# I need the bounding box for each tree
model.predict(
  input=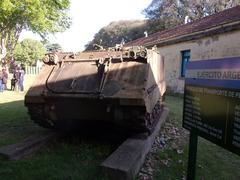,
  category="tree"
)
[143,0,188,33]
[14,39,46,66]
[45,43,63,52]
[143,0,240,33]
[0,0,71,64]
[85,20,148,50]
[187,0,240,20]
